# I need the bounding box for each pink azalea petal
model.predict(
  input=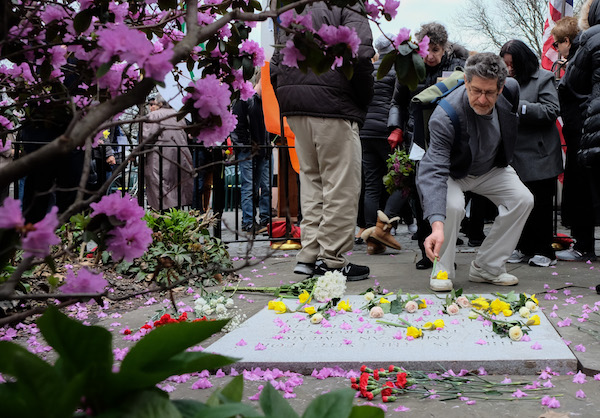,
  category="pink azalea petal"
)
[236,339,247,346]
[475,339,487,345]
